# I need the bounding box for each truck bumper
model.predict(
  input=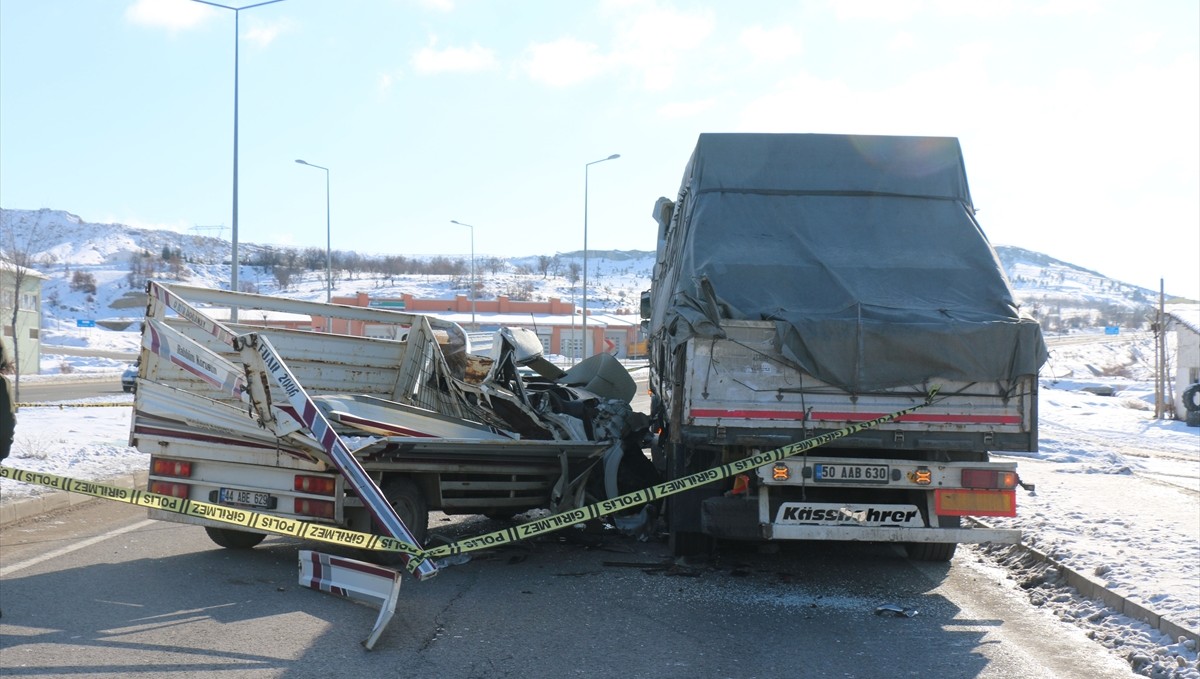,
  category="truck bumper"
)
[700,496,1020,544]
